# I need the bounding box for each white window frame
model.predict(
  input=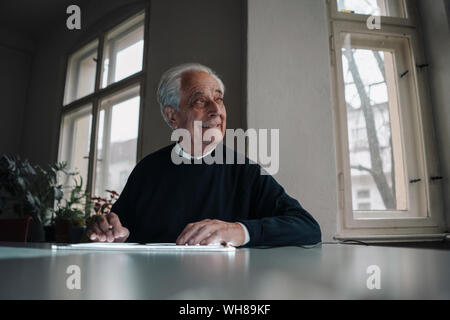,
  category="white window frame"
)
[327,0,446,239]
[57,7,149,203]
